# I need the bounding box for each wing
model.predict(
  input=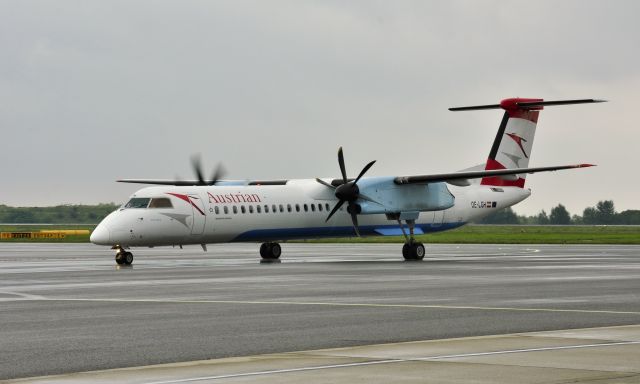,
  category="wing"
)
[393,164,595,185]
[117,179,289,186]
[118,164,594,187]
[117,179,201,186]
